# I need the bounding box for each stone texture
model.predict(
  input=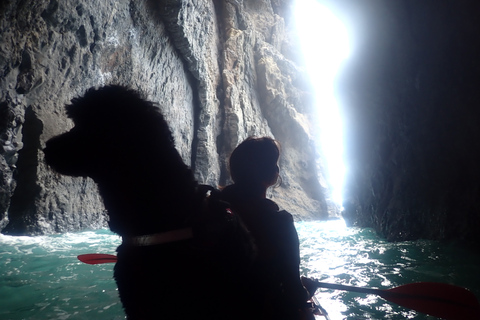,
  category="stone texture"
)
[0,0,332,235]
[0,0,196,234]
[215,0,330,218]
